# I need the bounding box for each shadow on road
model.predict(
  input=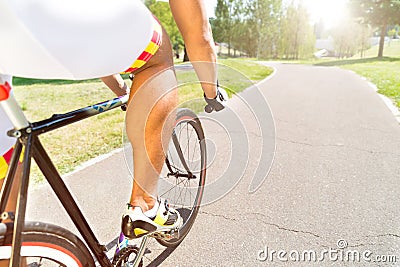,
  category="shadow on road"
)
[146,246,177,267]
